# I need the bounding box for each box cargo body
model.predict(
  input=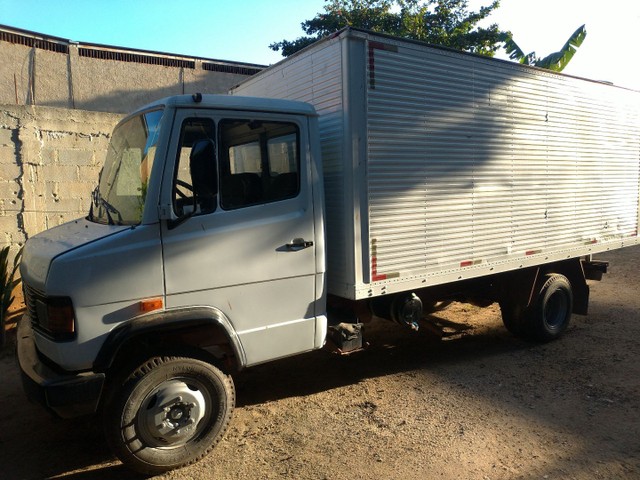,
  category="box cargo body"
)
[232,28,640,301]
